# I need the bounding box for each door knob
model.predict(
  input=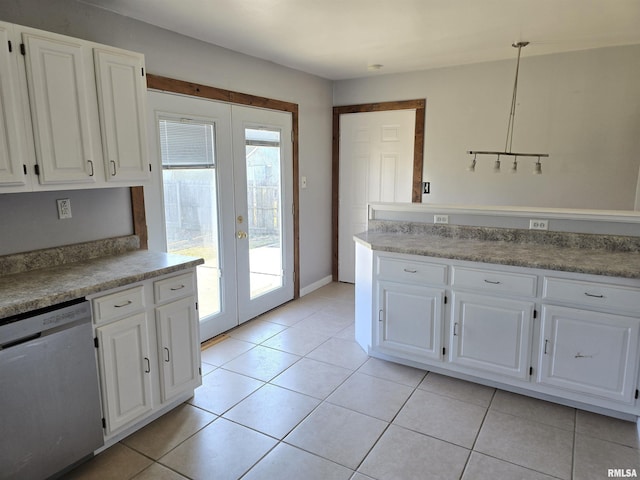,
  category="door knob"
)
[236,231,248,239]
